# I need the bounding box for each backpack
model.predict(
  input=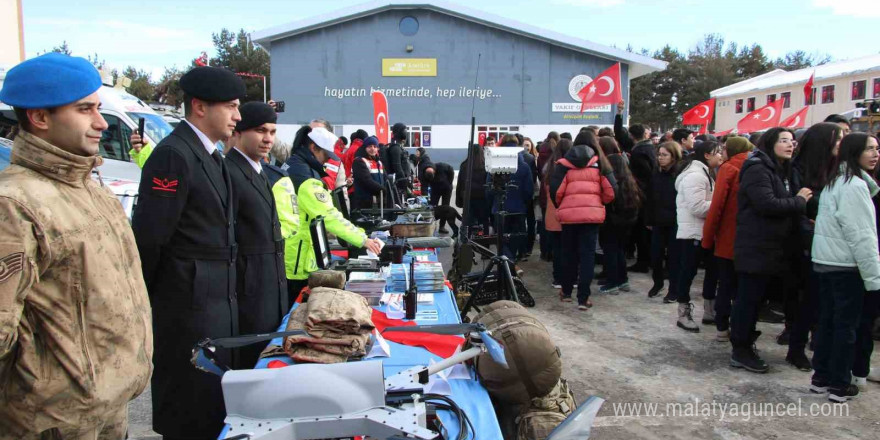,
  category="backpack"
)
[516,379,578,440]
[474,301,562,404]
